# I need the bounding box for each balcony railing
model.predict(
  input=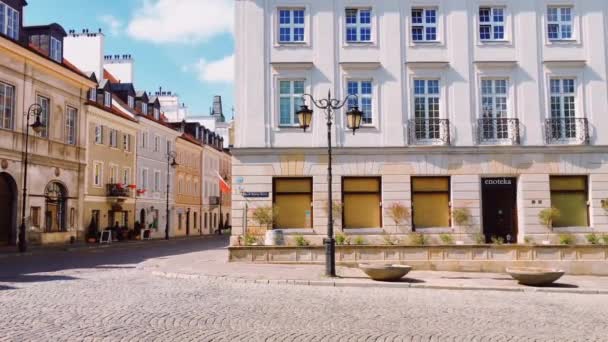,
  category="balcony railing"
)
[477,118,520,145]
[209,196,220,206]
[545,117,589,145]
[106,184,131,198]
[408,118,450,146]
